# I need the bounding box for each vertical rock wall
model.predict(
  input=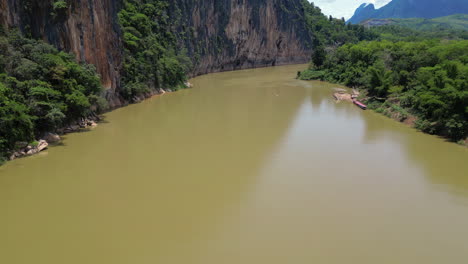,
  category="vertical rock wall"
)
[1,0,313,105]
[0,0,123,105]
[172,0,312,76]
